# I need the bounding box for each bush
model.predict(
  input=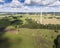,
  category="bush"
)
[20,16,22,18]
[25,19,39,29]
[55,17,60,19]
[51,36,54,39]
[0,18,10,28]
[54,30,58,33]
[48,17,53,19]
[22,18,60,30]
